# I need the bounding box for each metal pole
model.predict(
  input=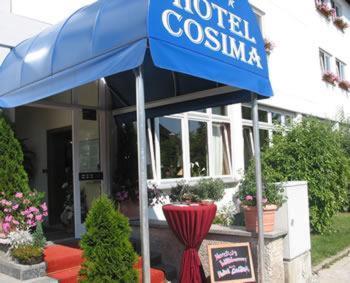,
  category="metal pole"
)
[251,93,265,282]
[135,67,151,283]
